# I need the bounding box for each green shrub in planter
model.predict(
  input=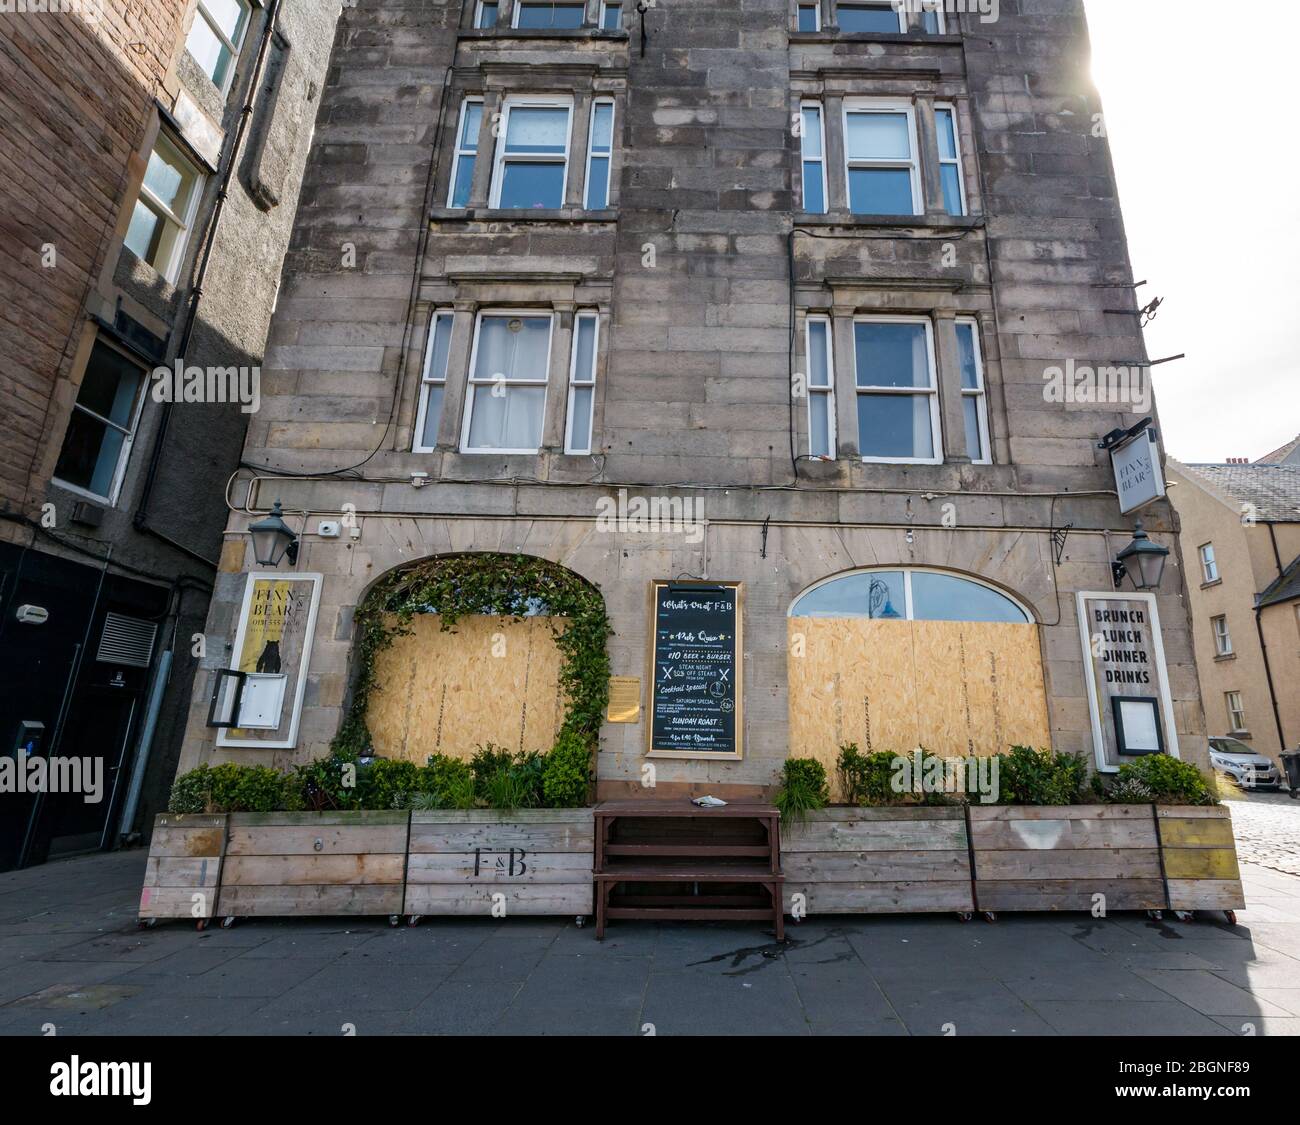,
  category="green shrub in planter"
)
[229,766,293,813]
[292,752,363,811]
[836,744,958,806]
[356,758,421,811]
[469,744,546,810]
[996,745,1088,806]
[168,764,213,813]
[1098,754,1218,806]
[775,757,830,824]
[542,730,594,808]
